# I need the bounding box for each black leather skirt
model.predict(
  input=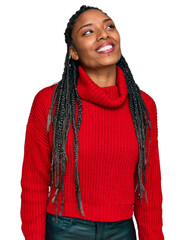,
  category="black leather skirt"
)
[45,212,137,240]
